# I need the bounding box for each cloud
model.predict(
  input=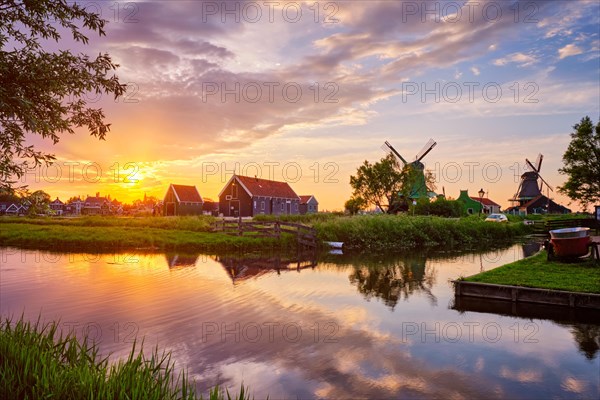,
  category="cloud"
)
[493,53,537,67]
[558,43,583,59]
[471,67,481,76]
